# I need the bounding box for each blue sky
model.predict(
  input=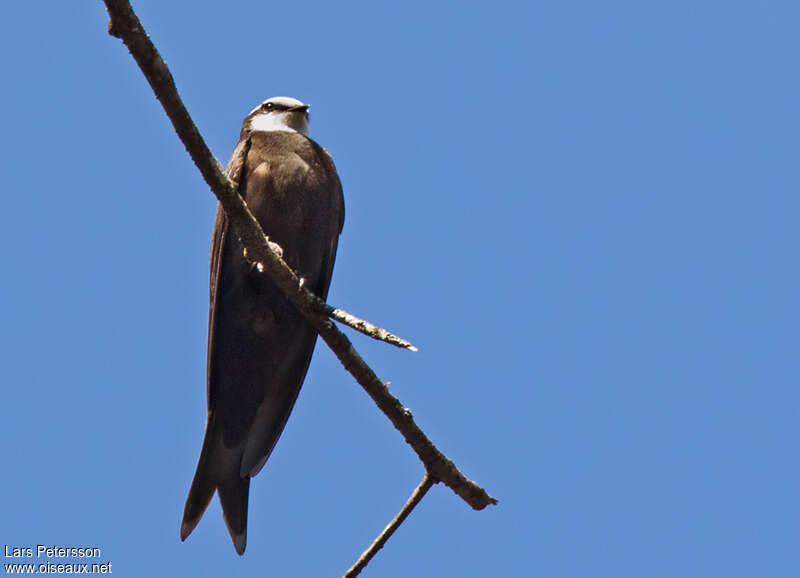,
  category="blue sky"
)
[1,1,798,576]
